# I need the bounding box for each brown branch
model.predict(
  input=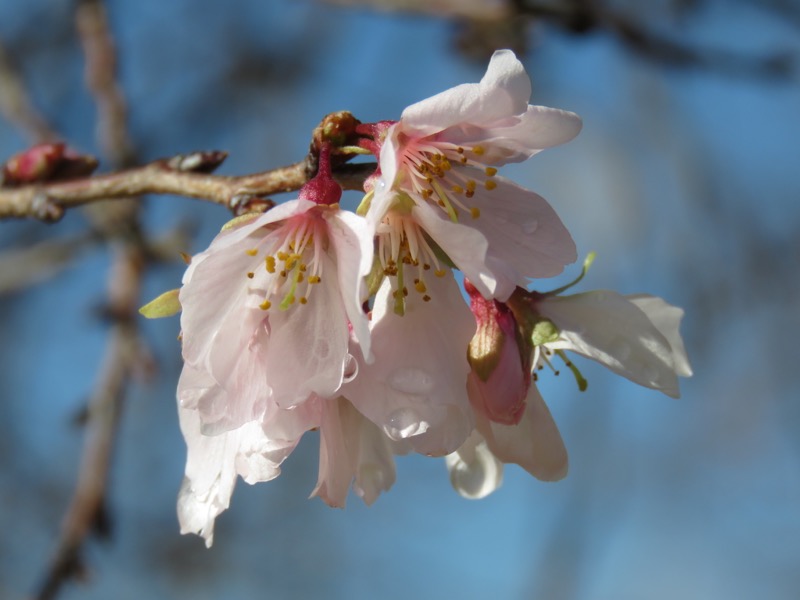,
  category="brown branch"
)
[0,43,59,143]
[76,0,135,167]
[0,234,95,295]
[0,156,375,221]
[33,3,147,598]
